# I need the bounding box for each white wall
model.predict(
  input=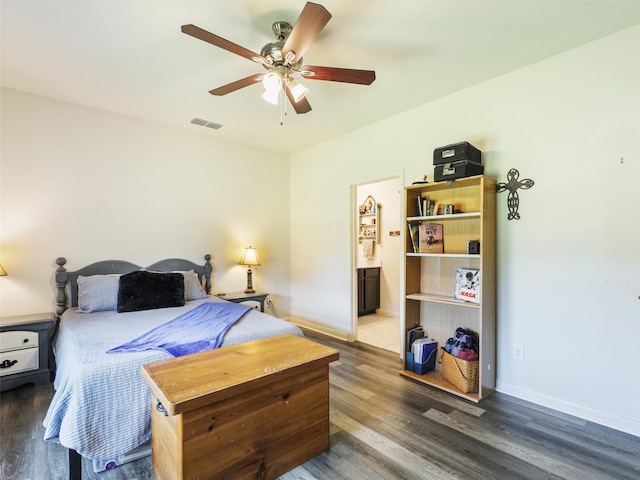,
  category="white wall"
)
[0,88,291,318]
[289,26,640,435]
